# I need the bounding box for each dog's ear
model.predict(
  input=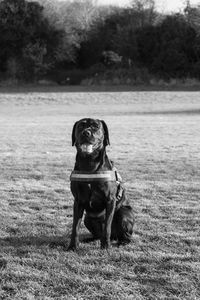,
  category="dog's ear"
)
[101,120,110,146]
[72,121,78,146]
